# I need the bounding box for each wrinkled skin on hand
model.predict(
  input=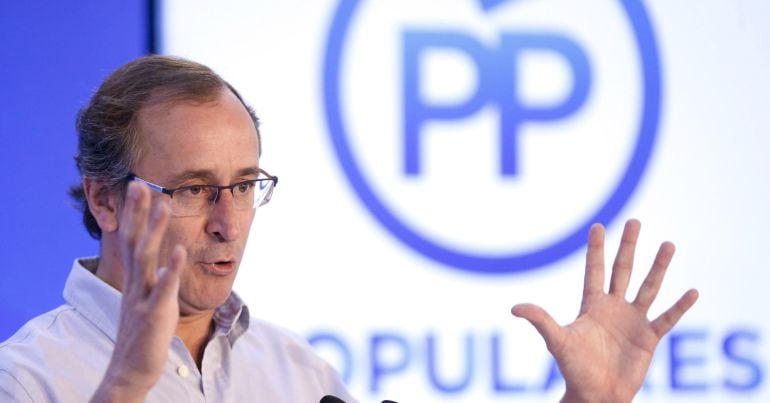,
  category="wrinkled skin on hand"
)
[91,182,186,403]
[512,219,699,403]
